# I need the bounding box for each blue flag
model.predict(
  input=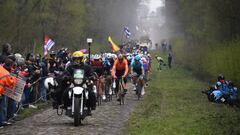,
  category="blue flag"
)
[123,26,131,38]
